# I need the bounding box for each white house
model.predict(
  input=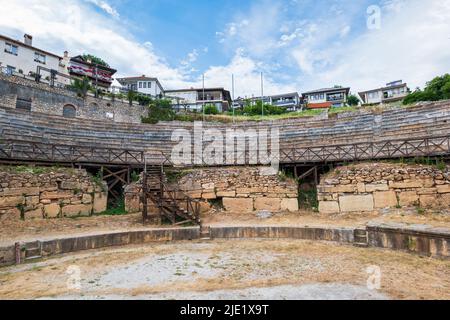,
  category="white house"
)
[302,87,350,109]
[0,33,66,85]
[234,92,302,111]
[165,87,232,112]
[358,80,409,105]
[115,75,164,97]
